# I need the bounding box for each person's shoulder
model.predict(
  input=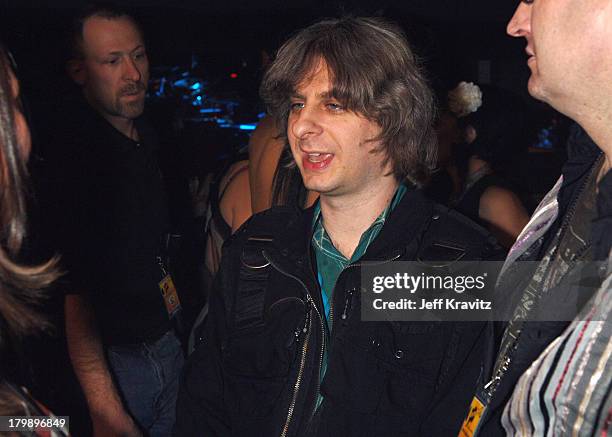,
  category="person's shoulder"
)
[231,205,303,238]
[216,206,305,289]
[222,205,303,251]
[423,203,505,260]
[480,185,523,213]
[433,203,489,236]
[248,115,282,156]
